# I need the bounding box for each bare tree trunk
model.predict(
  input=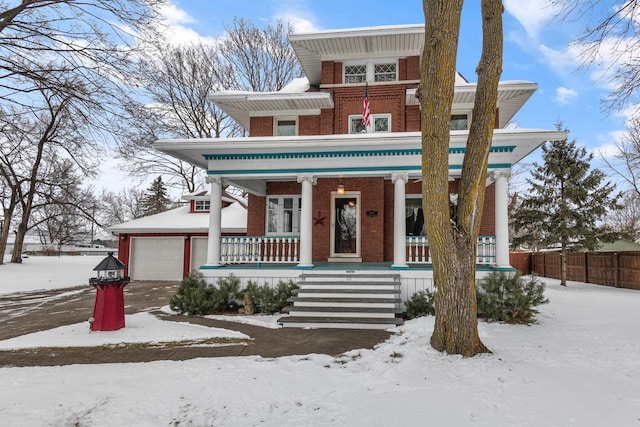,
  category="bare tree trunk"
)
[421,0,503,356]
